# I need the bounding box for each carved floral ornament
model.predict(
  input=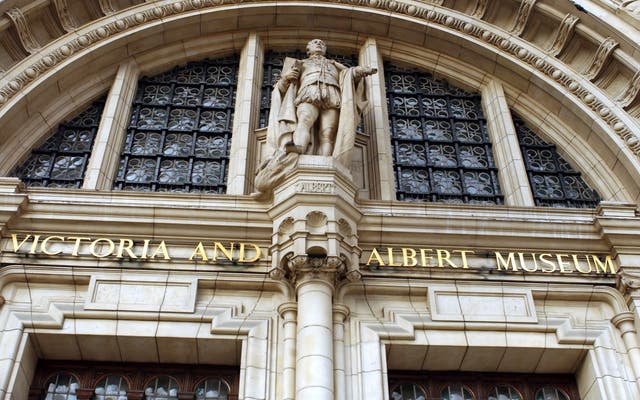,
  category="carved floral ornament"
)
[0,0,639,159]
